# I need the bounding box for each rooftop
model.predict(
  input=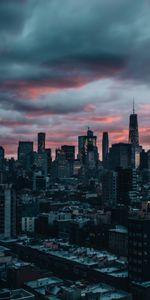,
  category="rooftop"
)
[0,289,34,299]
[19,239,128,278]
[25,277,131,300]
